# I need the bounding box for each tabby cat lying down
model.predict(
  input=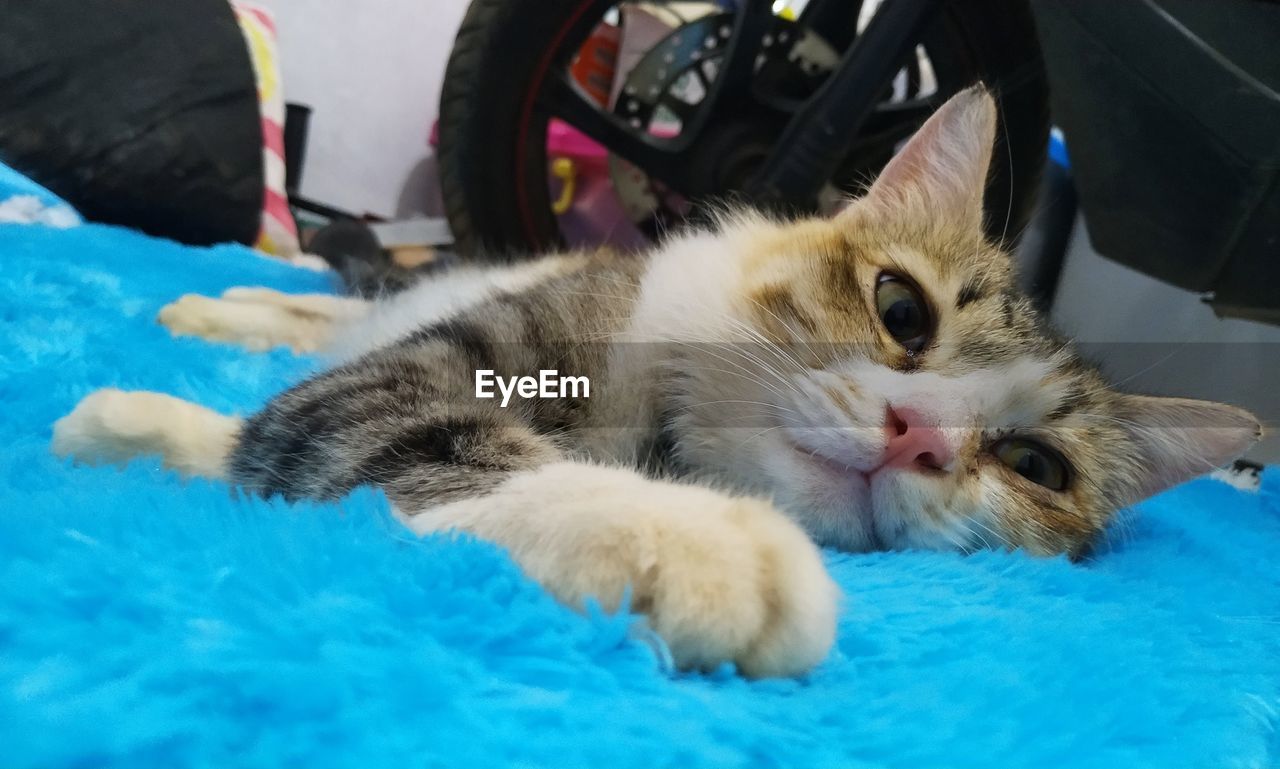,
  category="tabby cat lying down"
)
[53,88,1261,678]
